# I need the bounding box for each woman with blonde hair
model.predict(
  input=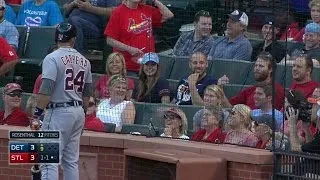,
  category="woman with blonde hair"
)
[161,107,189,139]
[136,53,170,103]
[193,85,231,131]
[95,52,135,100]
[94,75,136,132]
[224,104,258,147]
